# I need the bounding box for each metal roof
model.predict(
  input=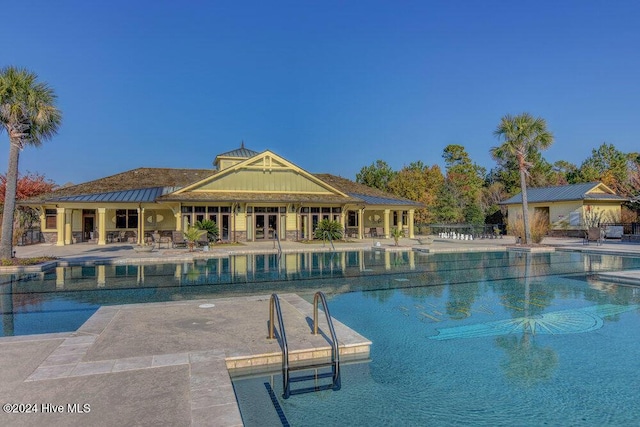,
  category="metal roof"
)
[49,187,175,203]
[348,193,422,206]
[500,182,627,204]
[216,145,259,159]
